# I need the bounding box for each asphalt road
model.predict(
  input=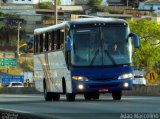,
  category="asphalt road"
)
[0,94,159,119]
